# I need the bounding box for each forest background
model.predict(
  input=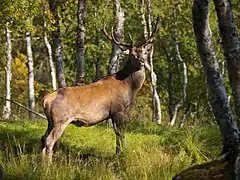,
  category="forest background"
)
[1,0,240,179]
[1,0,239,123]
